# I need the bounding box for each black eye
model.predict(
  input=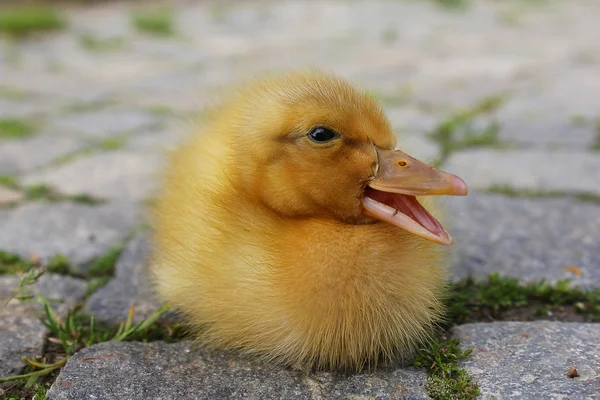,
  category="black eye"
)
[308,127,339,143]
